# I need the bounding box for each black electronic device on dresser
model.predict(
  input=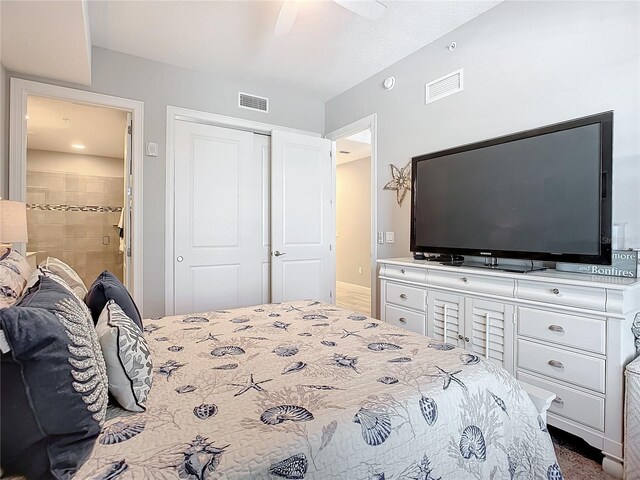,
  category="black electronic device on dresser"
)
[410,111,613,272]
